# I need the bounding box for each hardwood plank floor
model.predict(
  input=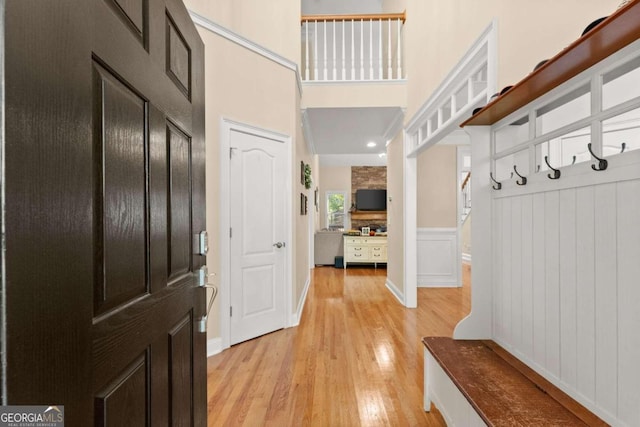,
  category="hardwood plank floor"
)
[207,264,471,426]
